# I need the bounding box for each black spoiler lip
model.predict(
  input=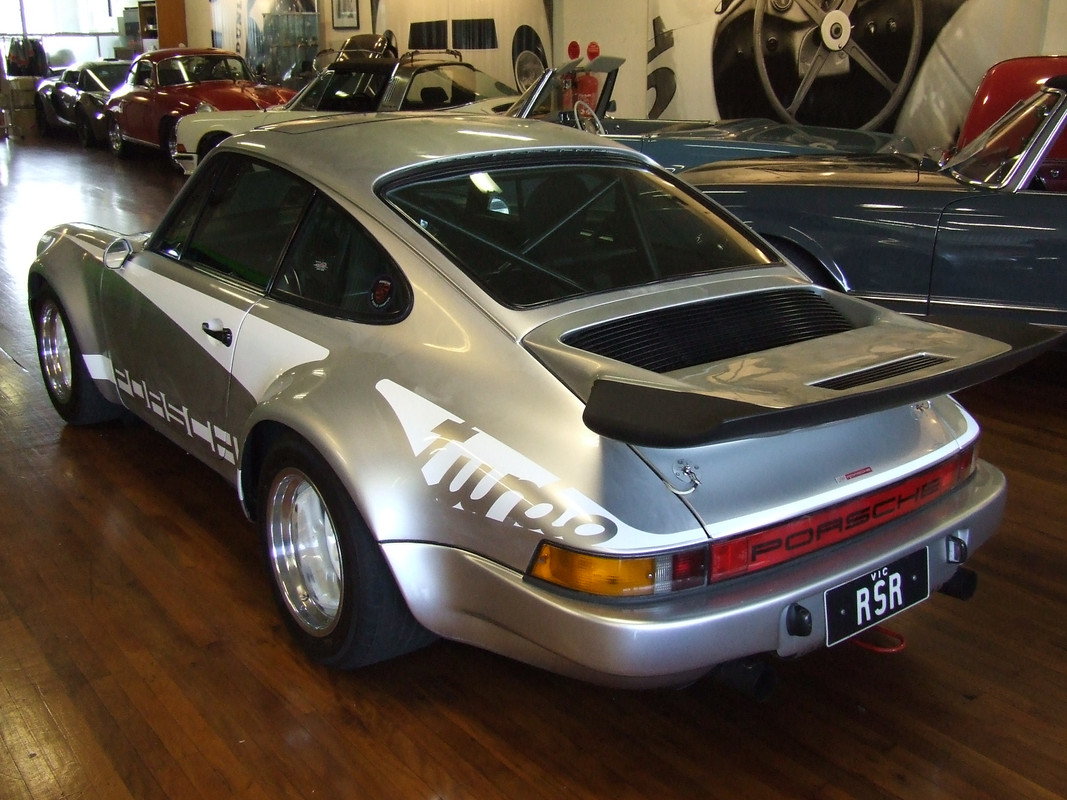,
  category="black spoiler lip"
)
[583,317,1062,448]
